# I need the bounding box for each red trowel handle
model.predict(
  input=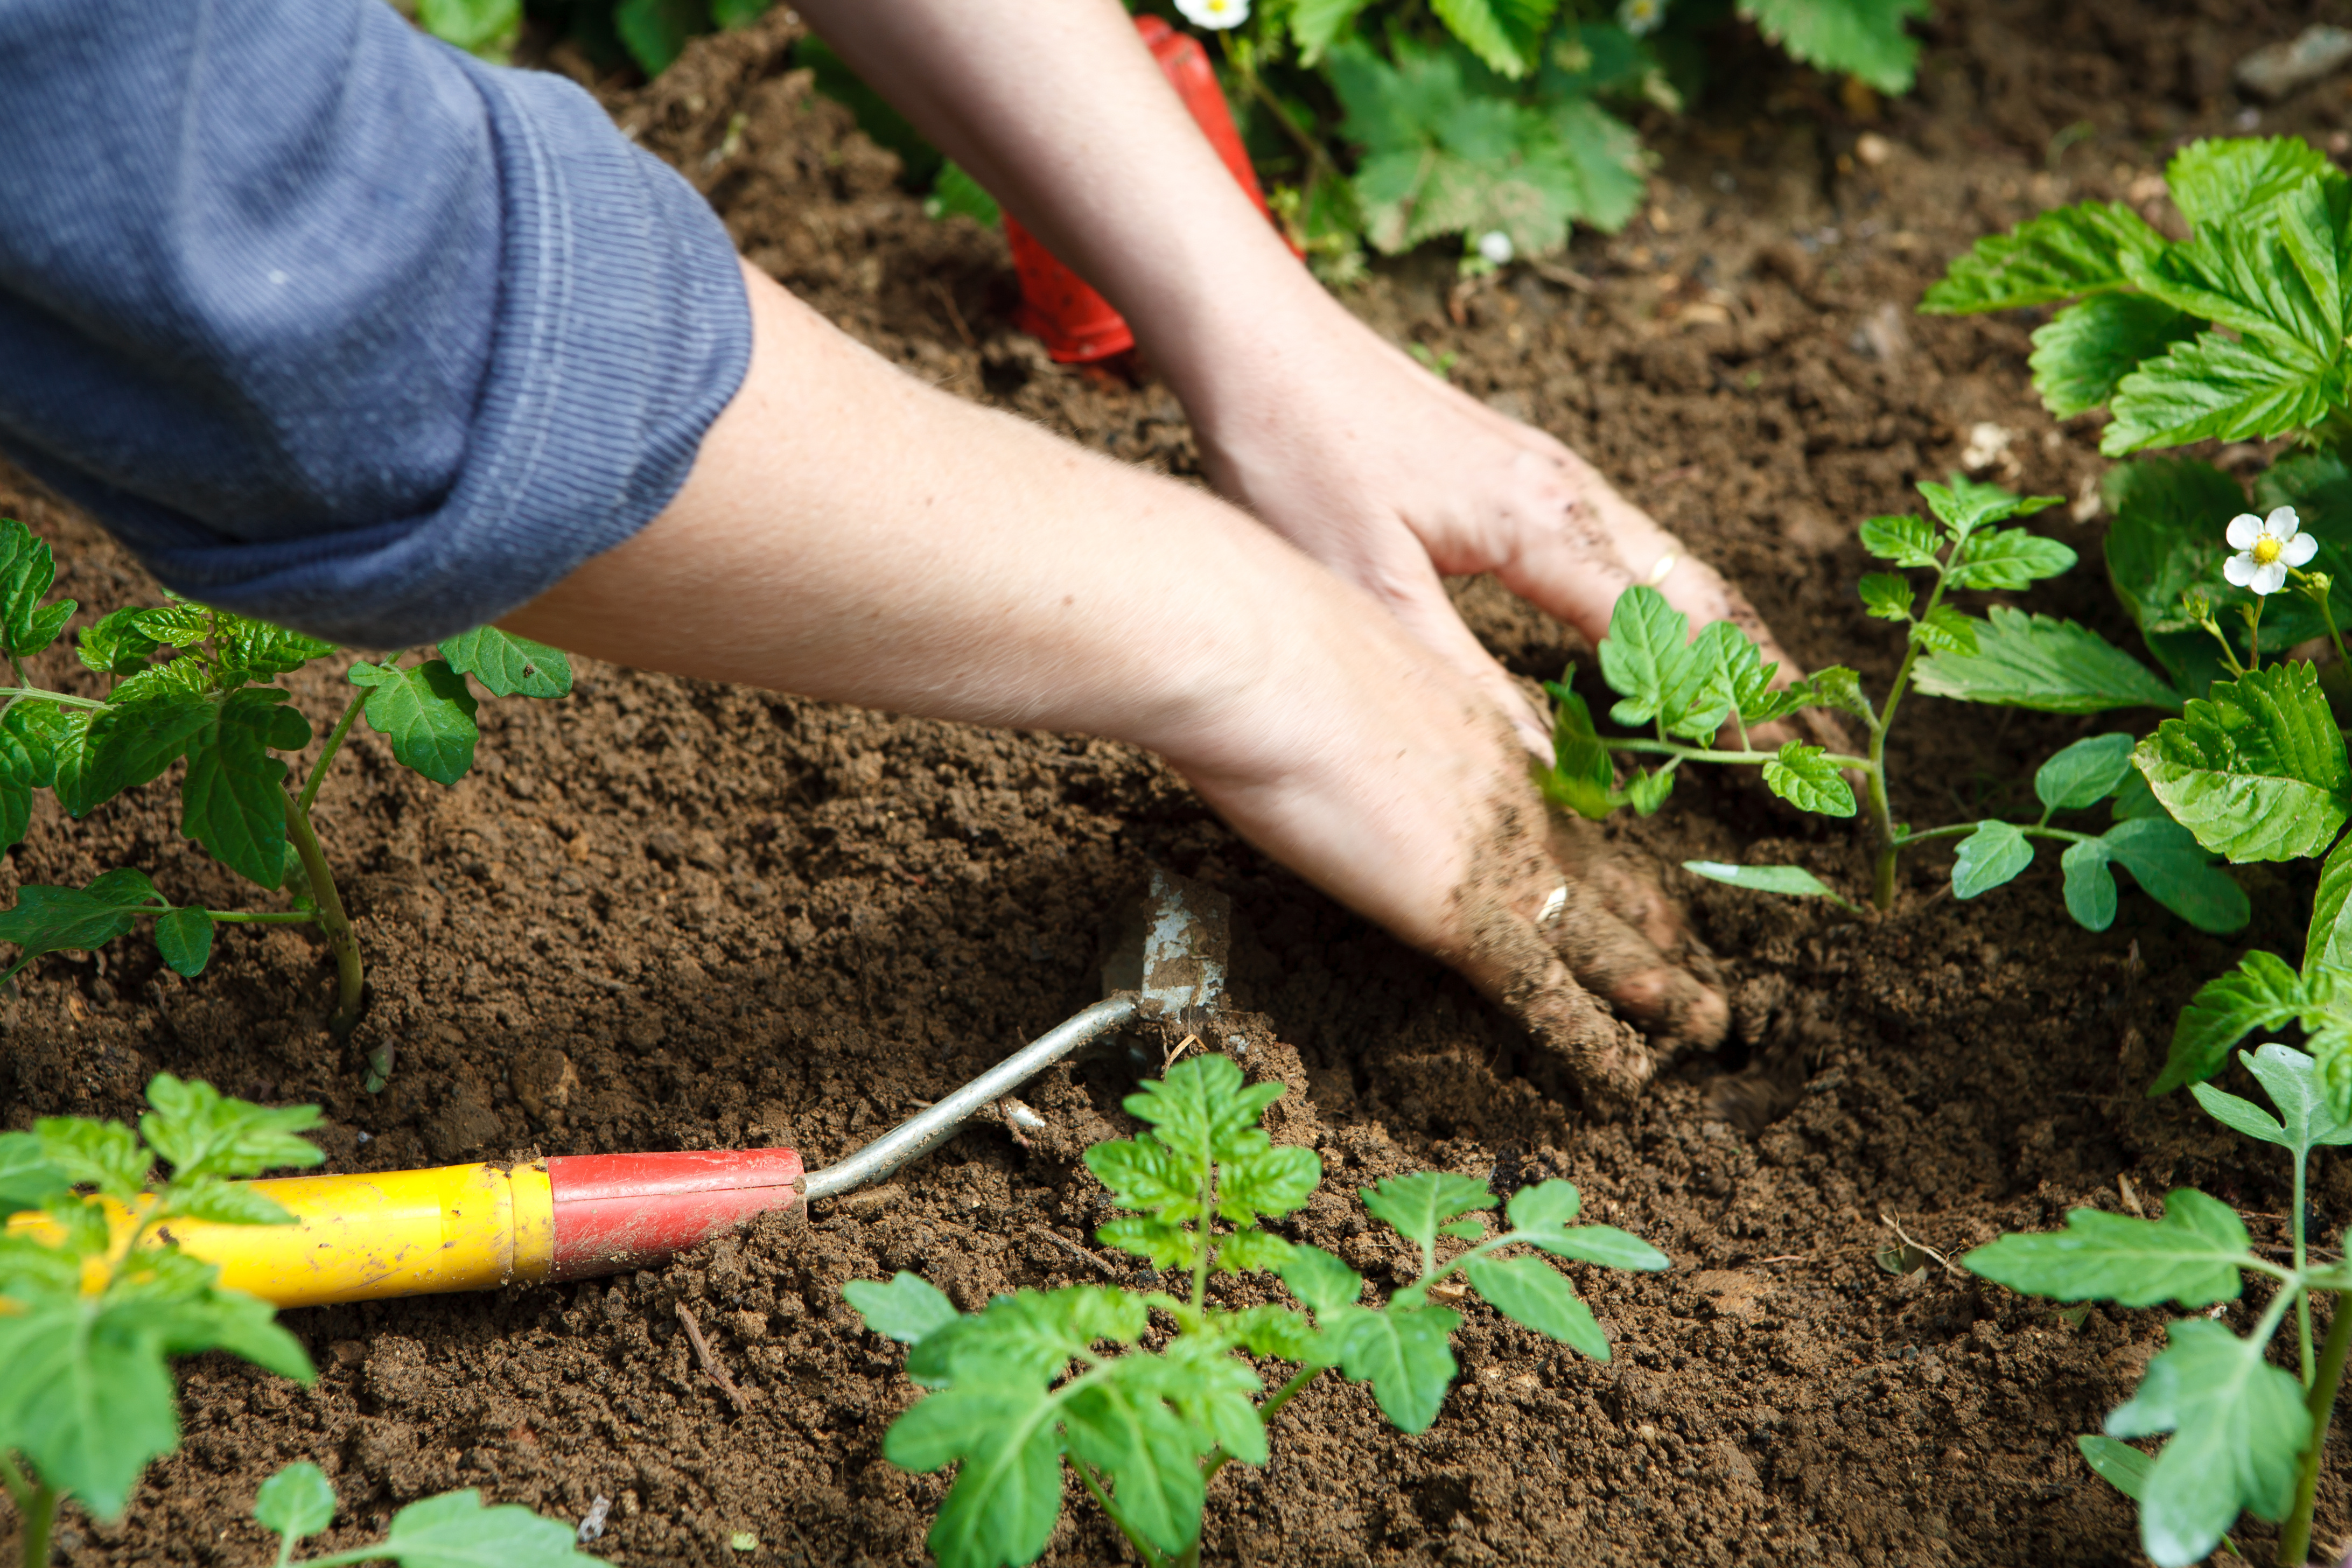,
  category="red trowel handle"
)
[1004,15,1290,363]
[547,1149,806,1280]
